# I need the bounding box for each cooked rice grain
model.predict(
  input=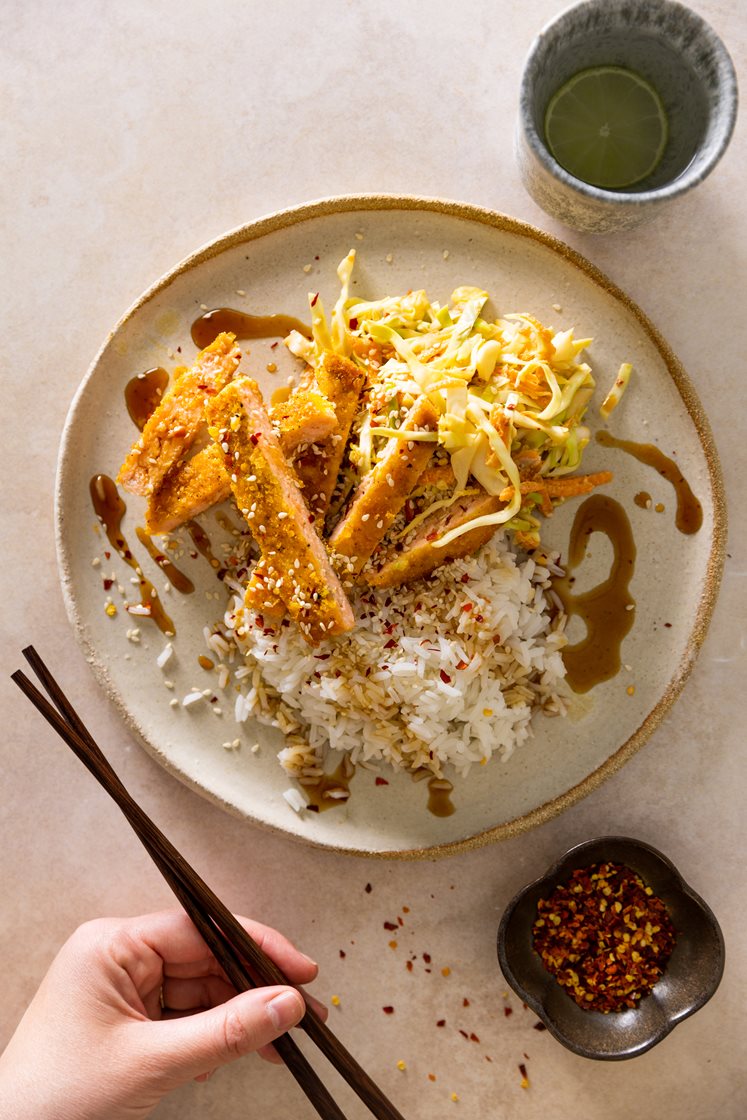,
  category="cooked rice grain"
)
[224,537,568,779]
